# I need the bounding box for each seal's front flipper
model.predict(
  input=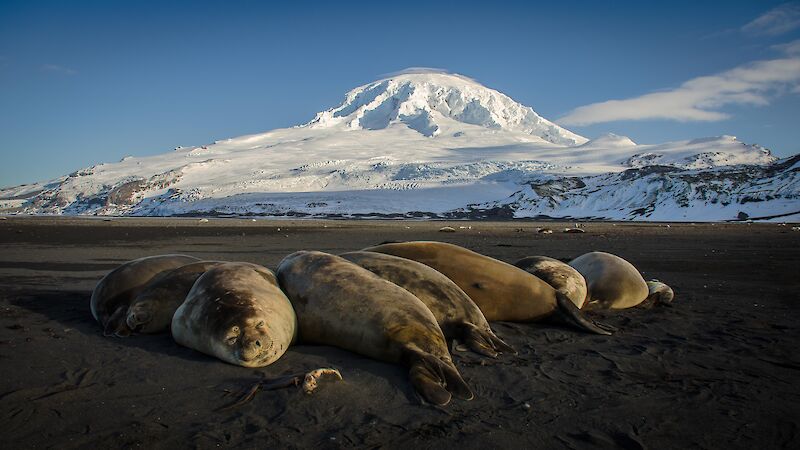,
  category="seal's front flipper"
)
[460,323,498,358]
[487,329,517,355]
[646,280,675,306]
[409,363,451,406]
[461,323,516,358]
[103,306,132,337]
[408,350,473,406]
[554,292,616,335]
